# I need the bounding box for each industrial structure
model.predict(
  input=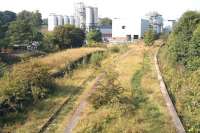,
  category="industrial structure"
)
[111,12,164,43]
[48,2,98,32]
